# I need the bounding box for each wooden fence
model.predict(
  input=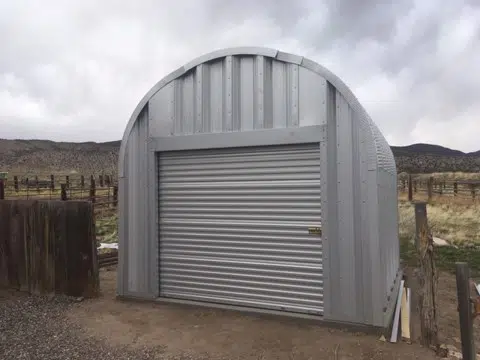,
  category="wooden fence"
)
[3,173,115,190]
[98,250,118,268]
[0,174,118,210]
[398,175,480,202]
[0,200,99,297]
